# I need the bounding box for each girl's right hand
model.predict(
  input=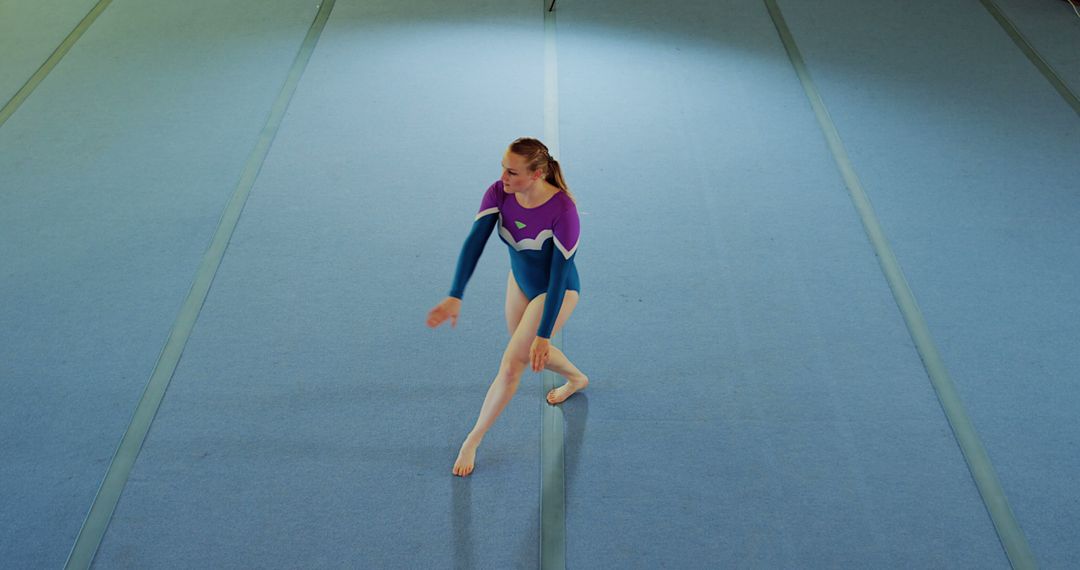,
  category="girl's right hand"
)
[426,297,462,329]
